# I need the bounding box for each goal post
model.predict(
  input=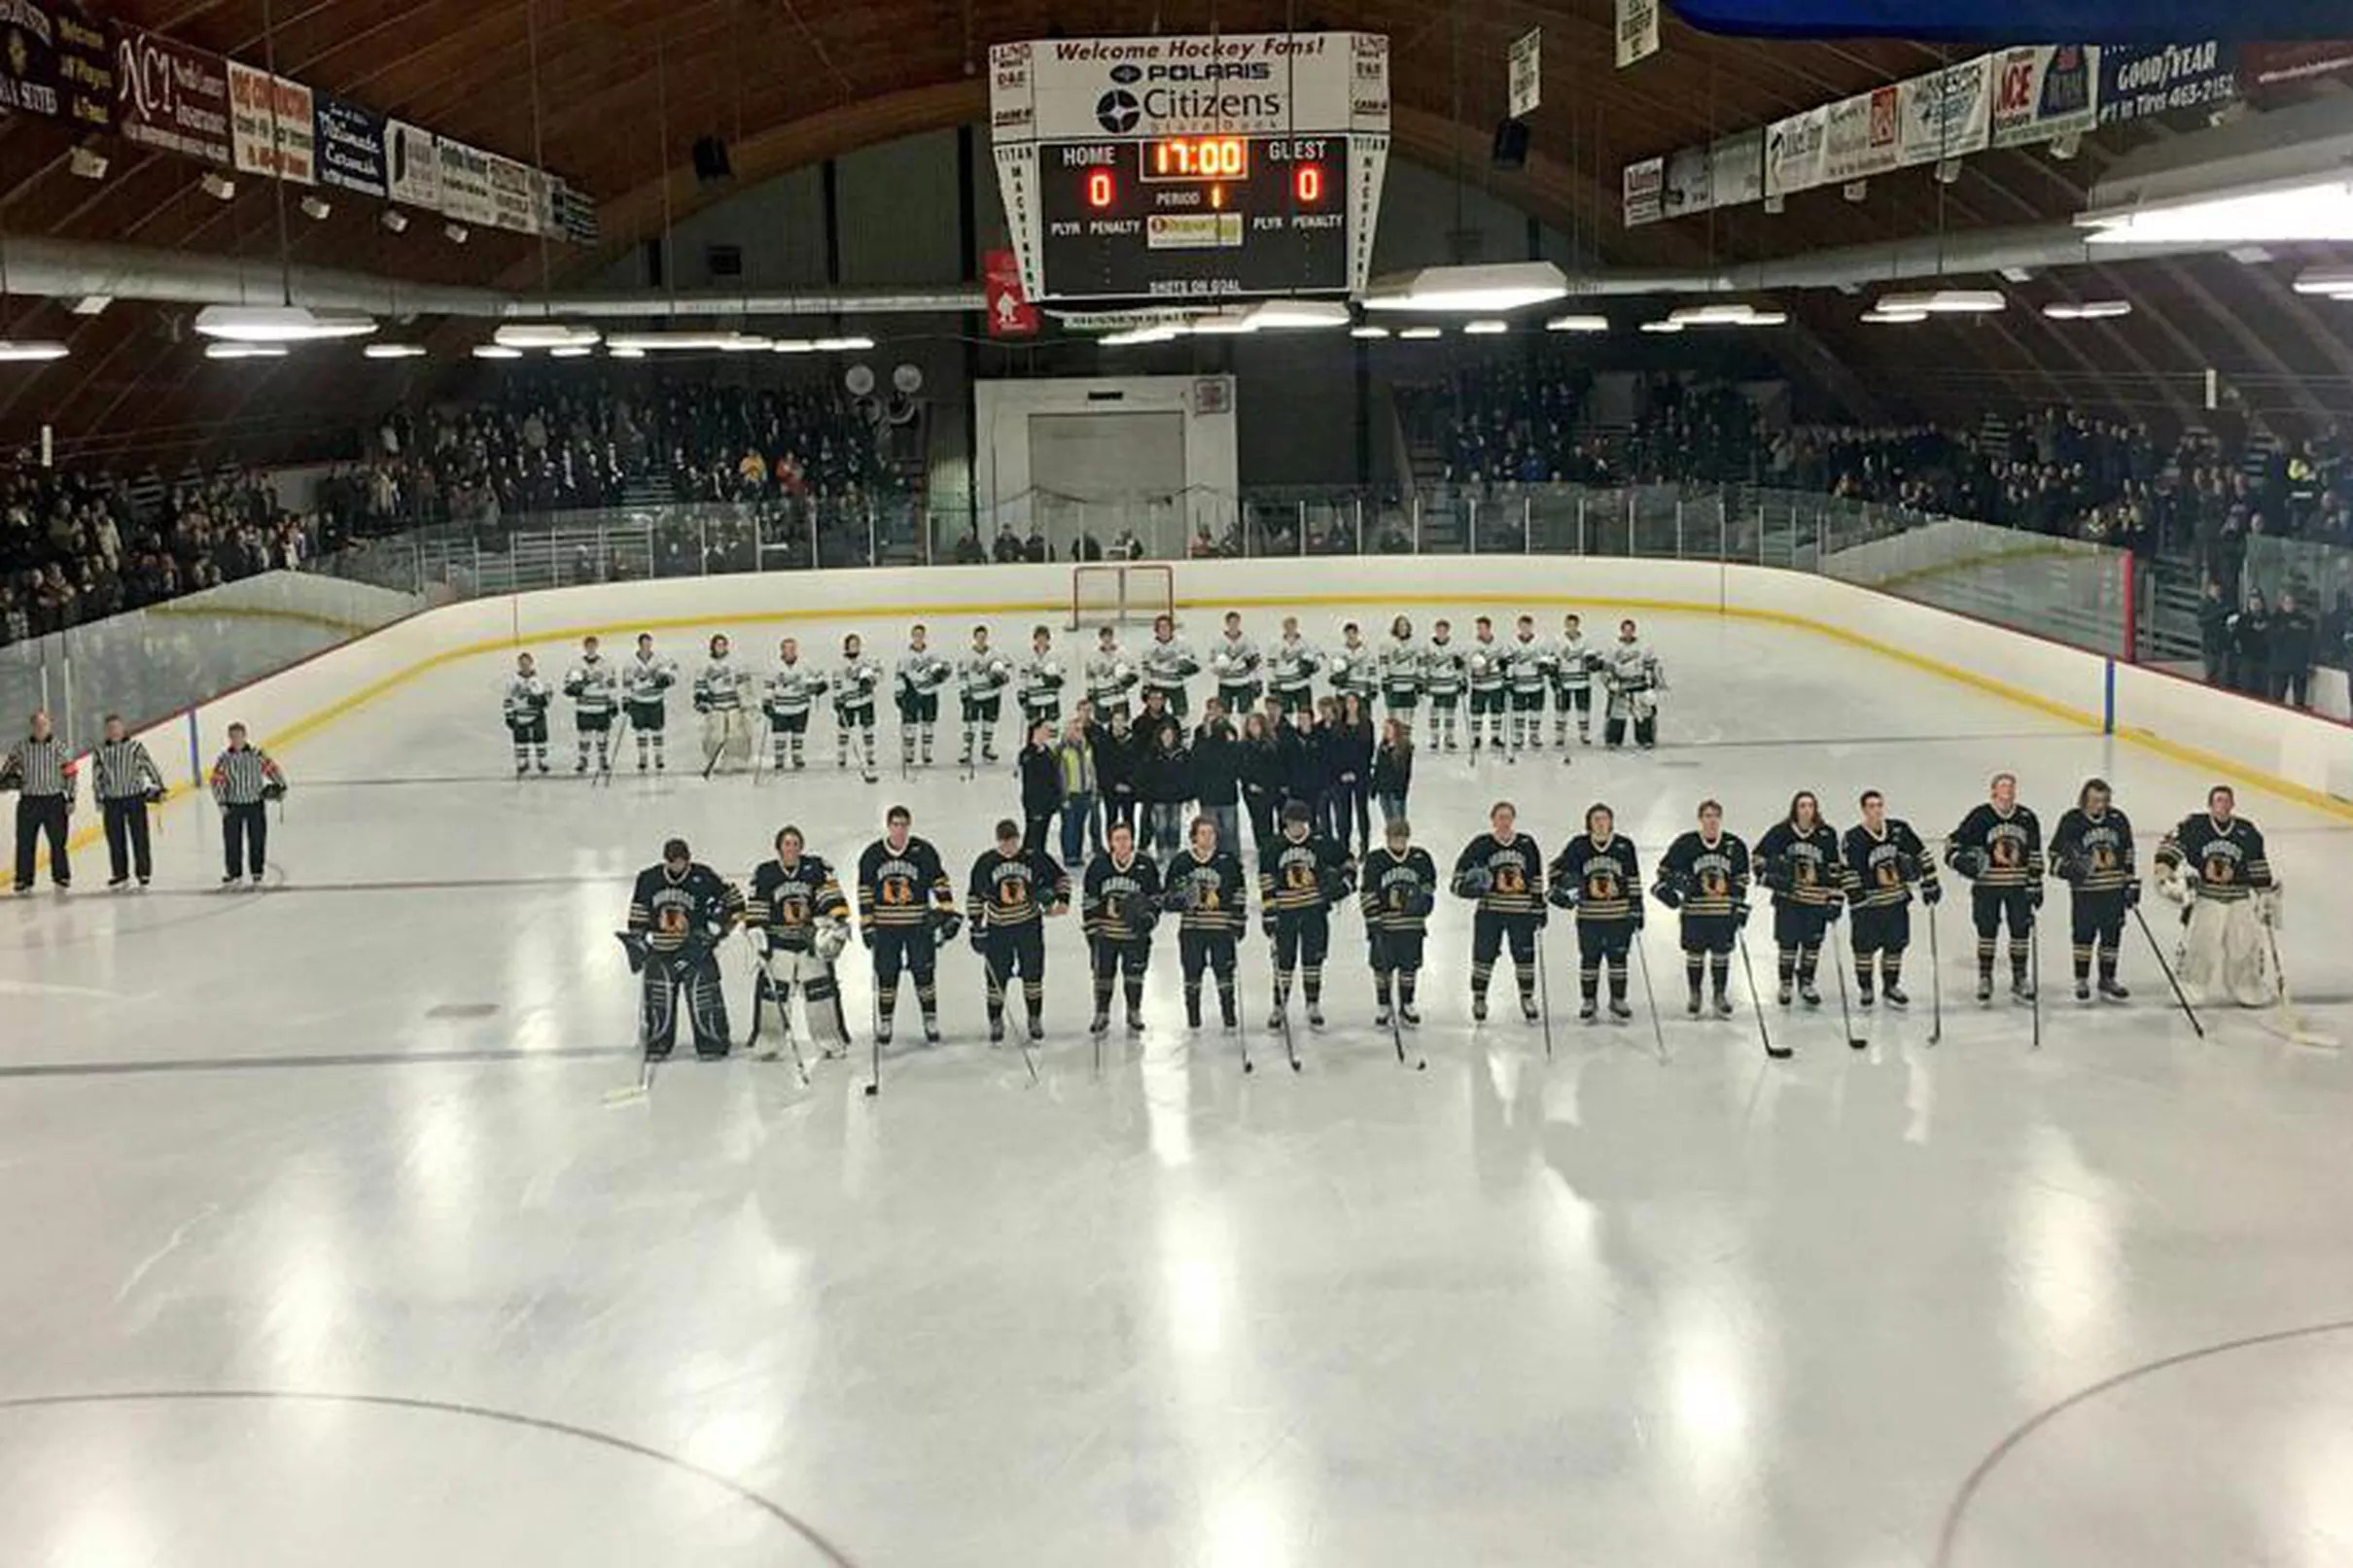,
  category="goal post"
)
[1069,563,1176,632]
